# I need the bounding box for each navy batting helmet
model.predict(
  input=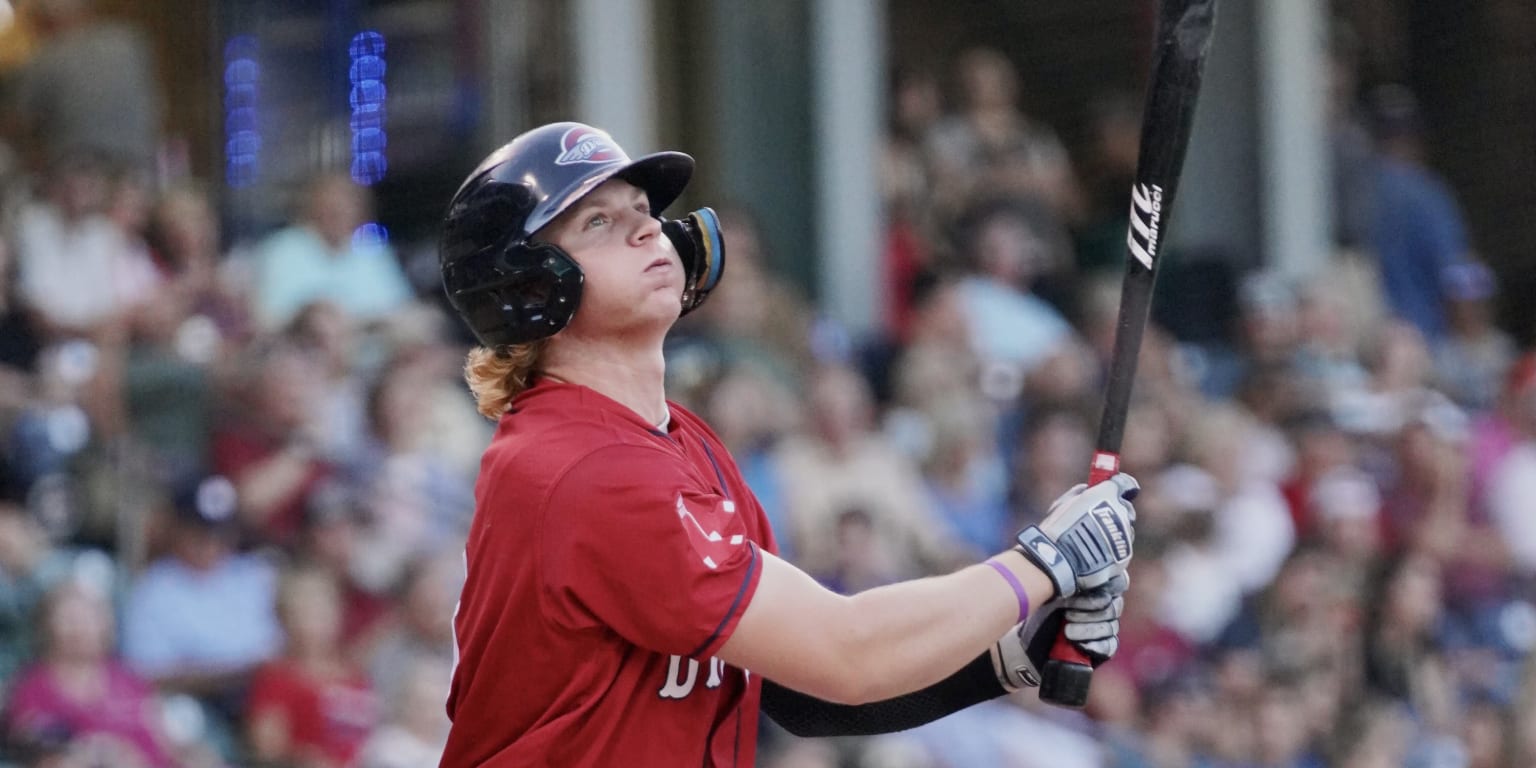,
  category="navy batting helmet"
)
[439,122,725,347]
